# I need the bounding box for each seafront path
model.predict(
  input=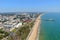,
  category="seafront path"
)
[26,14,43,40]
